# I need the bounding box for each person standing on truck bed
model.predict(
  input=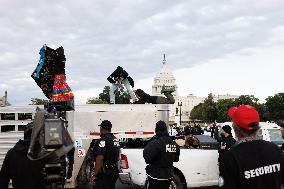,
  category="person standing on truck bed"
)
[91,120,120,189]
[0,123,44,189]
[143,120,180,189]
[219,105,284,189]
[107,66,136,104]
